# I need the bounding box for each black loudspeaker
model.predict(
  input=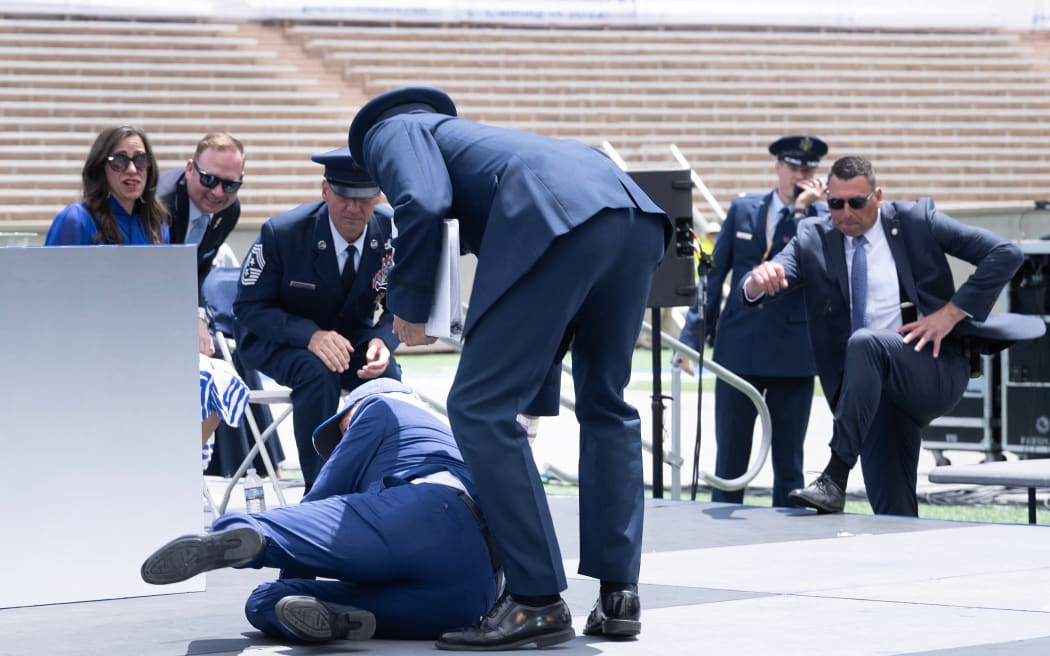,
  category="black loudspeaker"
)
[628,168,697,309]
[1002,244,1050,454]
